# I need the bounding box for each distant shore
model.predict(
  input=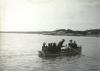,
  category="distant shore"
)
[39,29,100,37]
[0,29,100,37]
